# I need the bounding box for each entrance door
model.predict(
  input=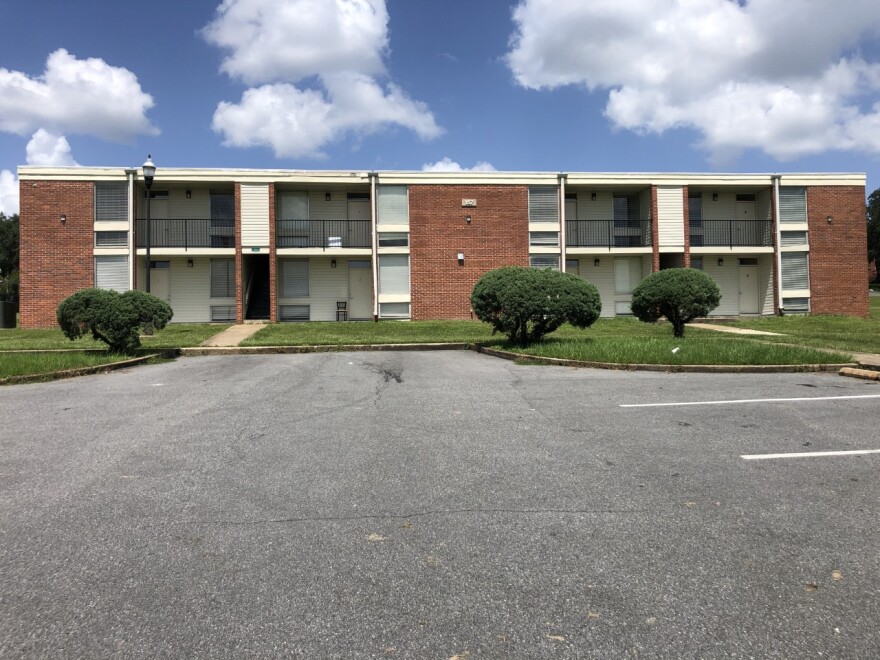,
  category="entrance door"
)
[738,265,760,314]
[150,261,171,302]
[565,198,577,245]
[348,260,372,319]
[347,199,370,247]
[735,199,756,246]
